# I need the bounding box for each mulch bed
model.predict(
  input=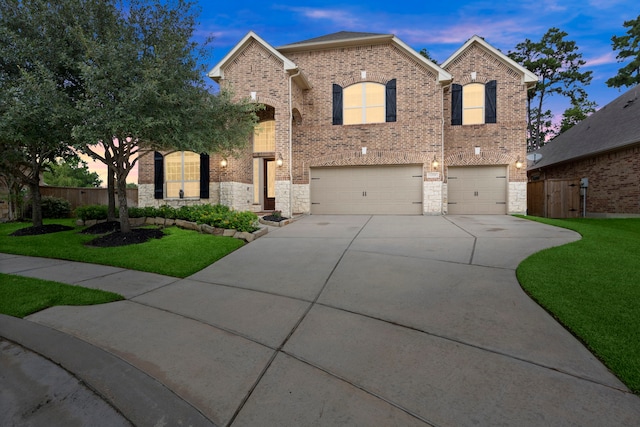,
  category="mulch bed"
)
[10,224,74,236]
[79,221,121,234]
[262,215,288,222]
[85,228,164,247]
